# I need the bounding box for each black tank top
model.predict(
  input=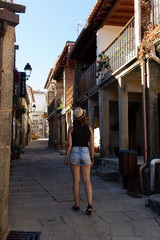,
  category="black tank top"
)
[72,126,91,147]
